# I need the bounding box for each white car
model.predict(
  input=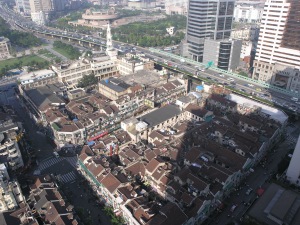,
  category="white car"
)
[247,84,254,87]
[291,97,299,102]
[219,74,225,77]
